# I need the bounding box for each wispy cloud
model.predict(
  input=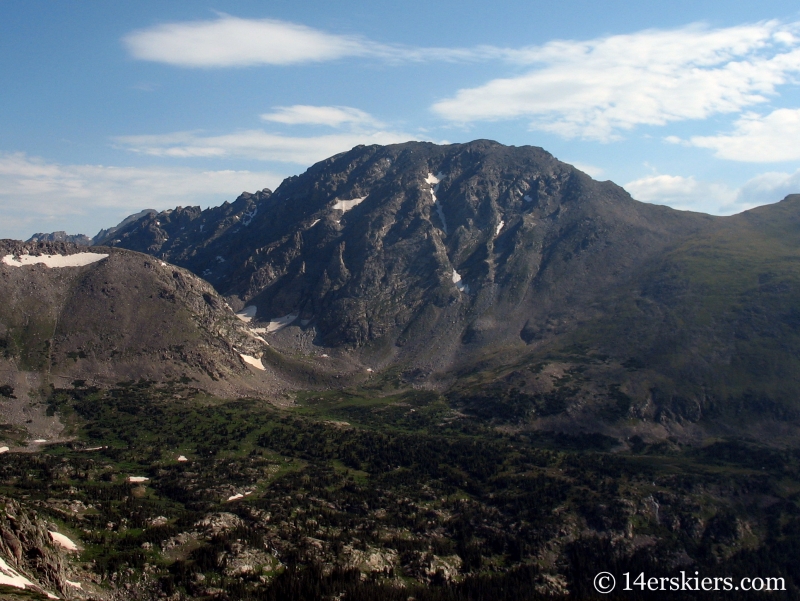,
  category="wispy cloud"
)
[0,152,282,240]
[123,15,496,68]
[681,108,800,162]
[124,16,800,145]
[114,128,418,165]
[260,105,383,128]
[124,16,368,67]
[432,21,800,141]
[624,167,800,214]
